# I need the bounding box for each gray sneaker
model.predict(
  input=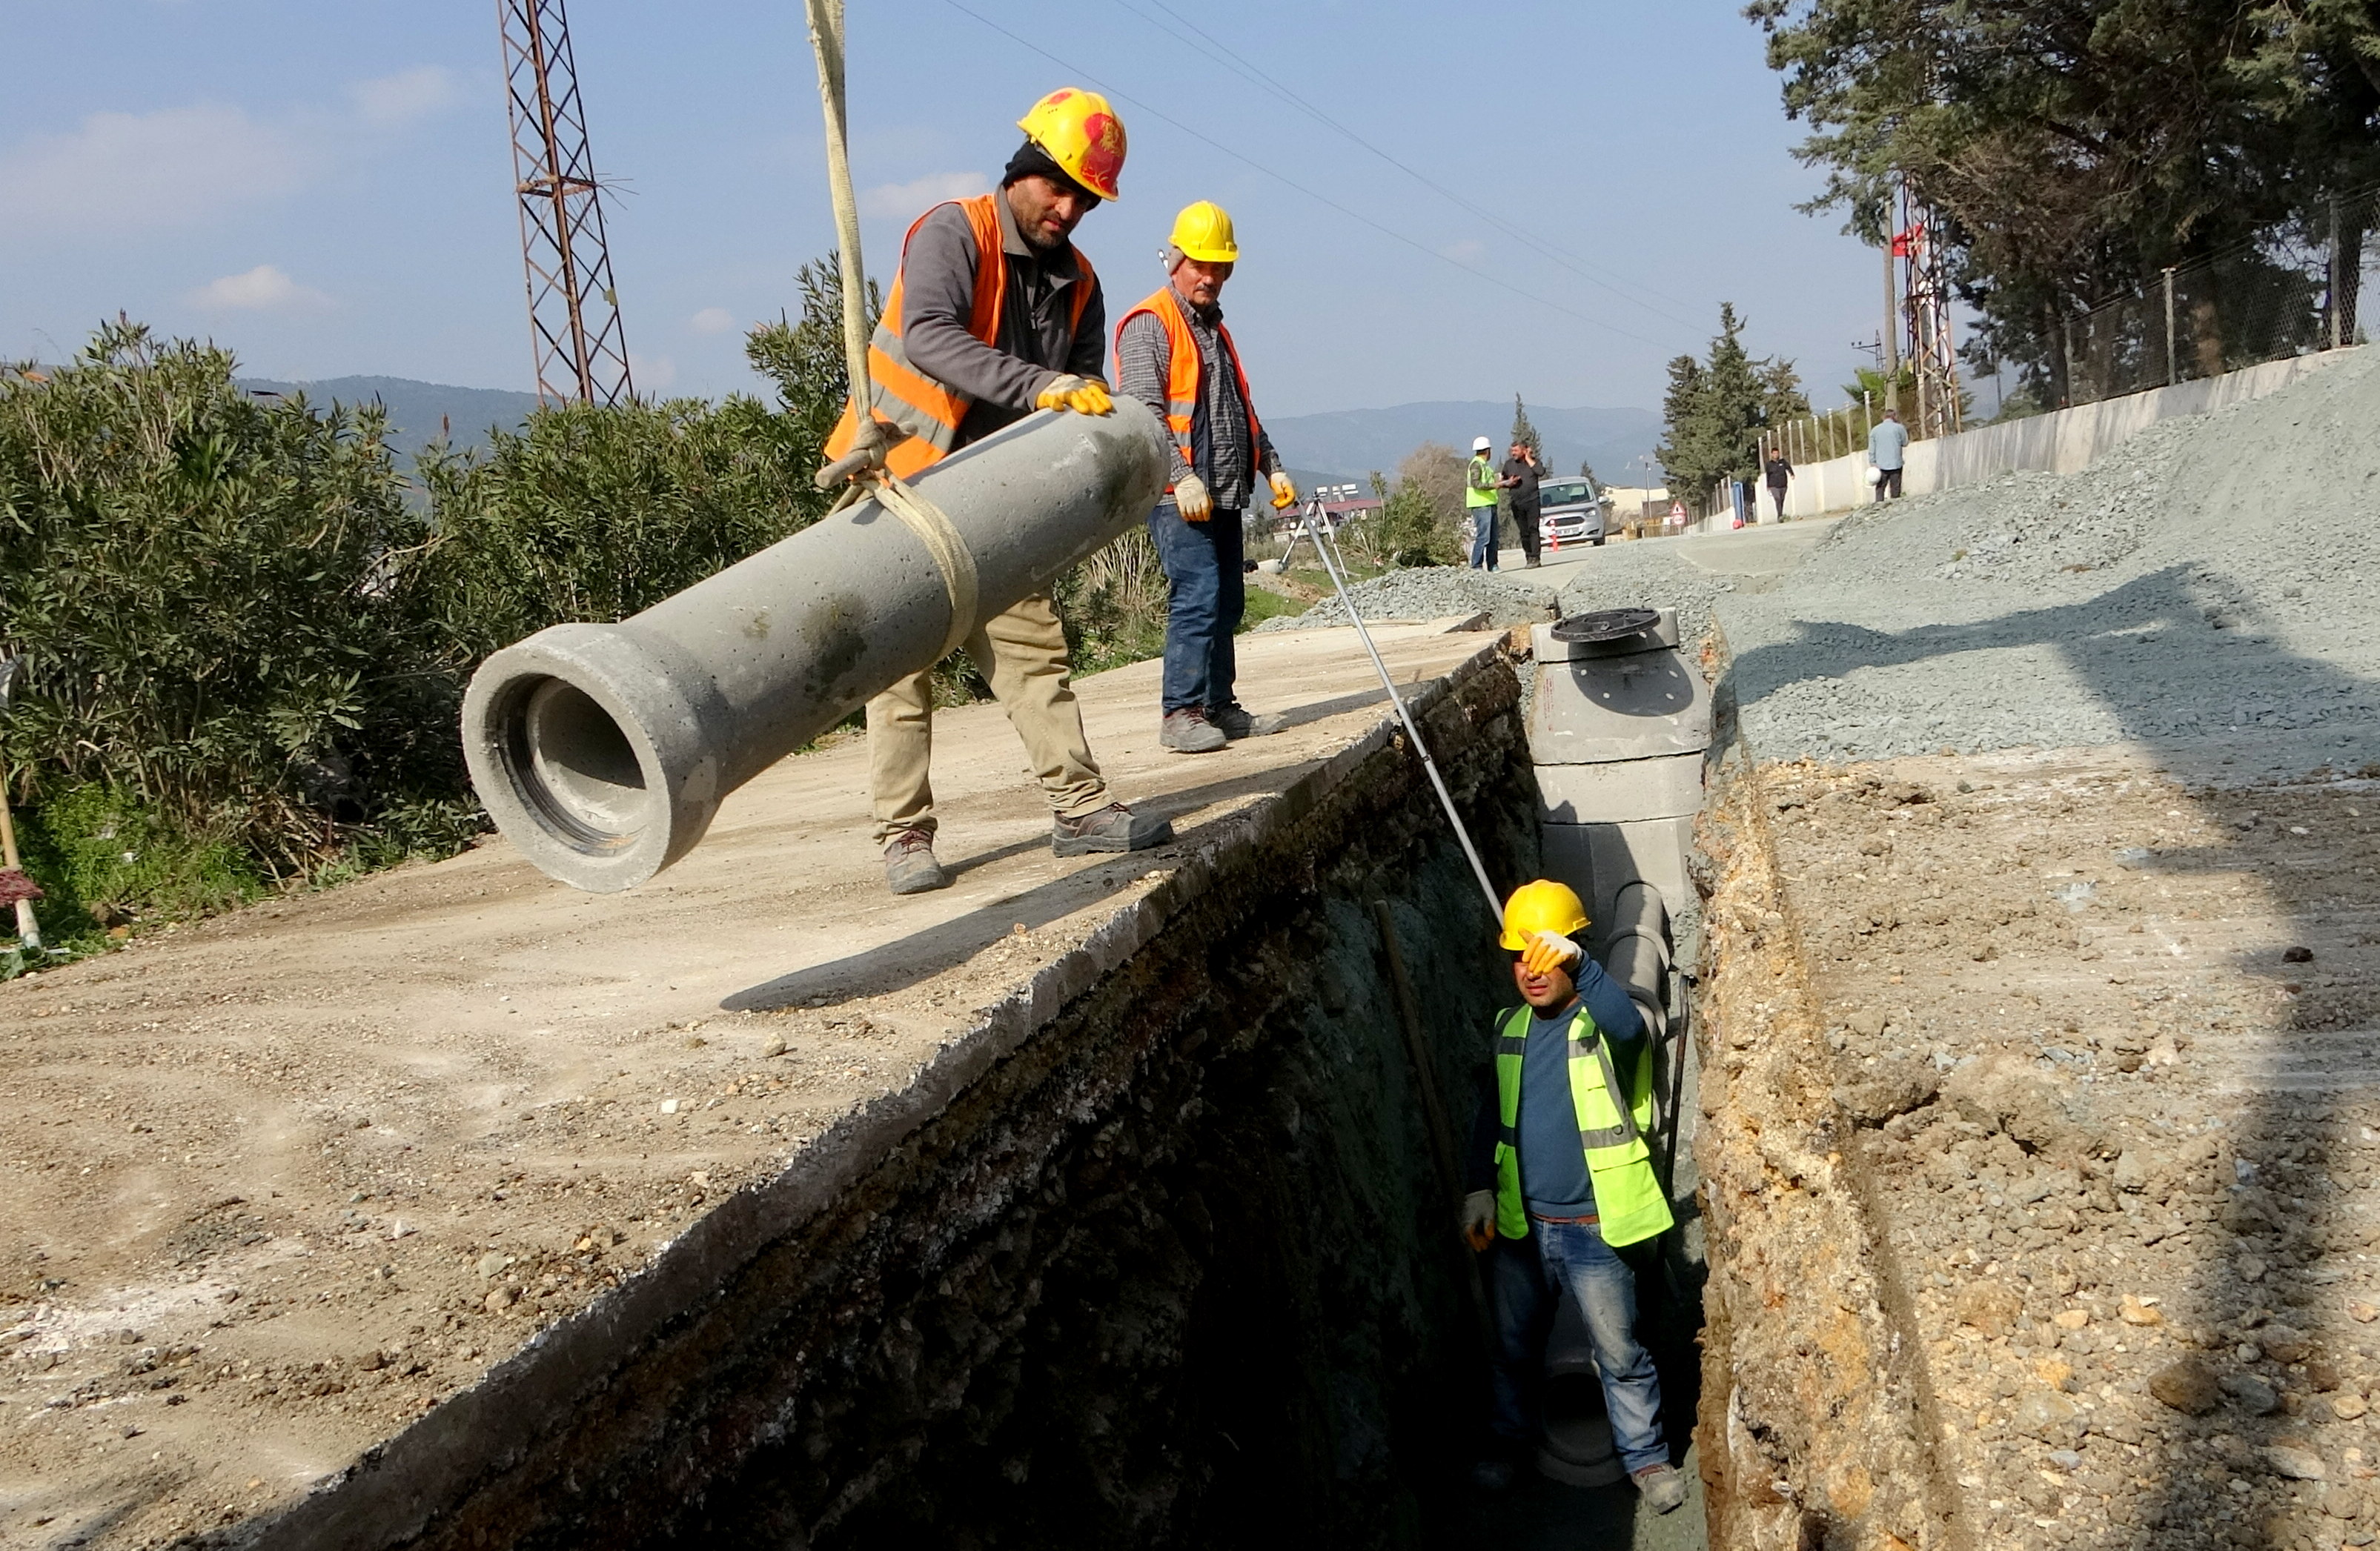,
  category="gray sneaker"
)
[1207,703,1286,739]
[1631,1463,1687,1514]
[1160,708,1227,753]
[1053,803,1173,856]
[882,828,948,894]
